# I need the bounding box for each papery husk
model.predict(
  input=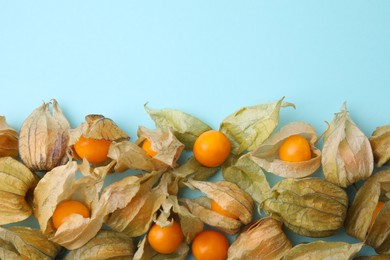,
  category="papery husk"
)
[0,157,37,225]
[108,141,170,172]
[171,156,219,185]
[185,179,254,225]
[135,126,184,168]
[70,114,129,144]
[64,230,135,260]
[281,241,363,260]
[355,256,390,260]
[19,99,70,171]
[0,226,62,260]
[227,217,292,260]
[145,104,212,150]
[322,103,374,187]
[0,237,19,260]
[180,197,242,235]
[70,114,130,165]
[222,156,271,207]
[33,159,114,249]
[133,235,189,260]
[345,169,390,255]
[220,97,295,155]
[263,178,348,237]
[370,125,390,168]
[105,172,174,237]
[153,195,204,243]
[248,121,321,178]
[0,116,18,158]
